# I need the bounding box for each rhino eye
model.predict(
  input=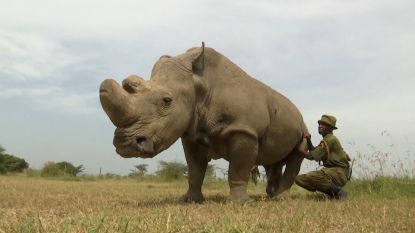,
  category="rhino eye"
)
[163,97,172,104]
